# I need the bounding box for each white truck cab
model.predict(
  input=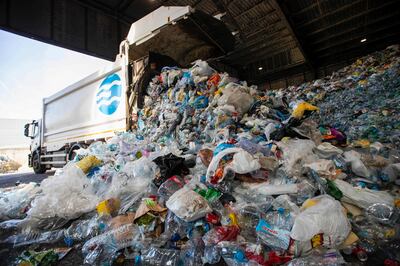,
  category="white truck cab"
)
[24,6,234,173]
